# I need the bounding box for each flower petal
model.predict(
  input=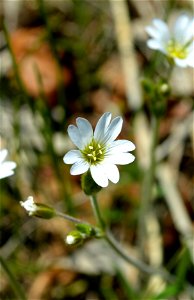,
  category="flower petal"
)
[76,117,93,146]
[94,112,111,141]
[147,39,166,53]
[104,153,135,165]
[102,116,123,144]
[184,19,194,42]
[0,162,16,179]
[63,150,82,164]
[173,15,191,43]
[67,125,84,149]
[108,140,136,153]
[90,164,109,187]
[70,160,89,175]
[152,19,170,38]
[146,25,163,40]
[174,58,188,68]
[103,163,120,183]
[186,49,194,67]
